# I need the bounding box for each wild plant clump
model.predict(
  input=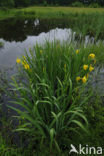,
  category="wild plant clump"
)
[9,41,96,153]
